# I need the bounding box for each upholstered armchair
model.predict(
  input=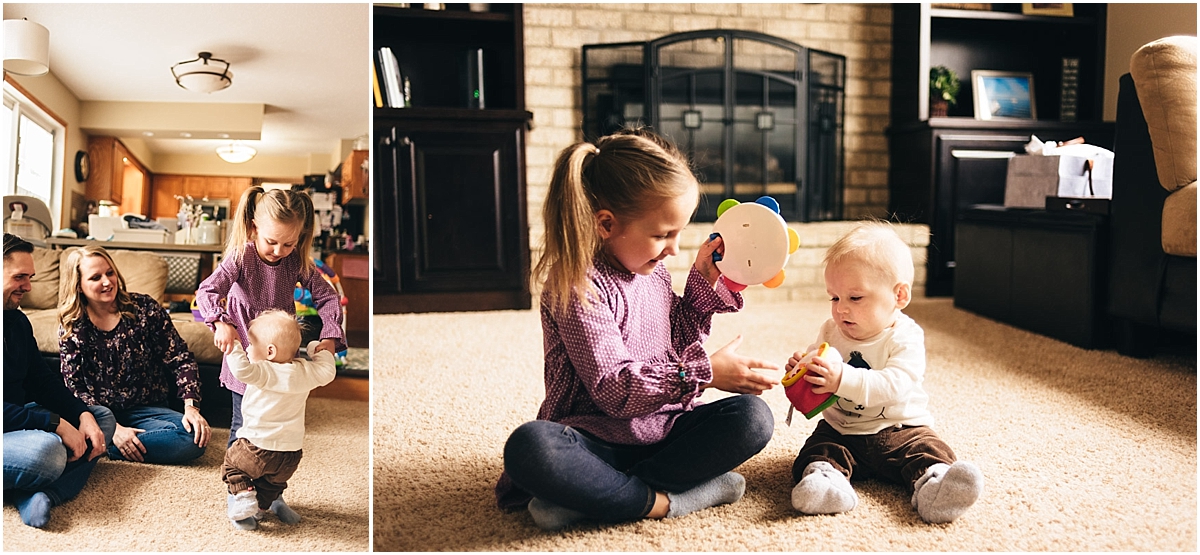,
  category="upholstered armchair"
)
[1107,36,1197,357]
